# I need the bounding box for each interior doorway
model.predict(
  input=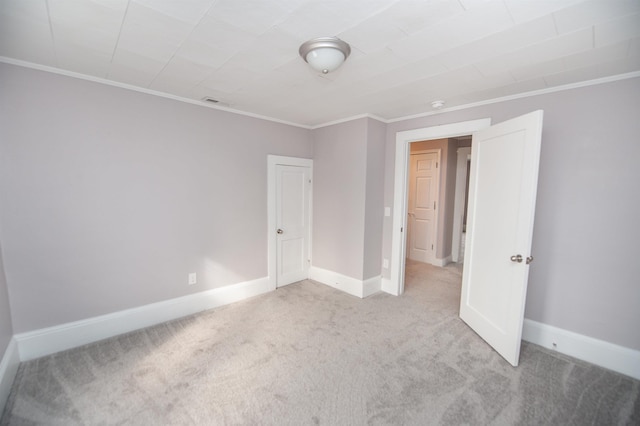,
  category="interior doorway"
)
[267,155,313,291]
[404,137,472,288]
[390,119,491,296]
[392,112,544,367]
